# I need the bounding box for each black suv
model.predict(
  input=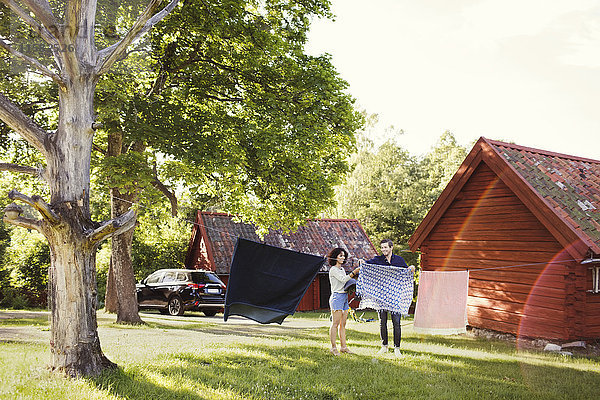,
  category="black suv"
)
[136,269,226,316]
